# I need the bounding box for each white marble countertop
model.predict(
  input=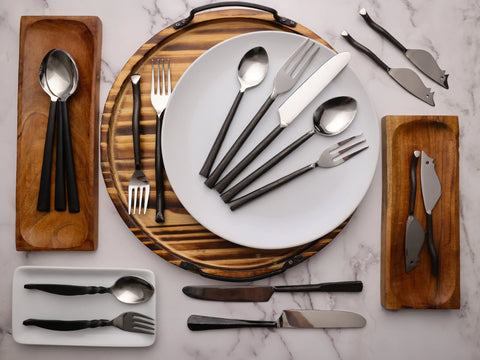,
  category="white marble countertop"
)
[1,0,479,359]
